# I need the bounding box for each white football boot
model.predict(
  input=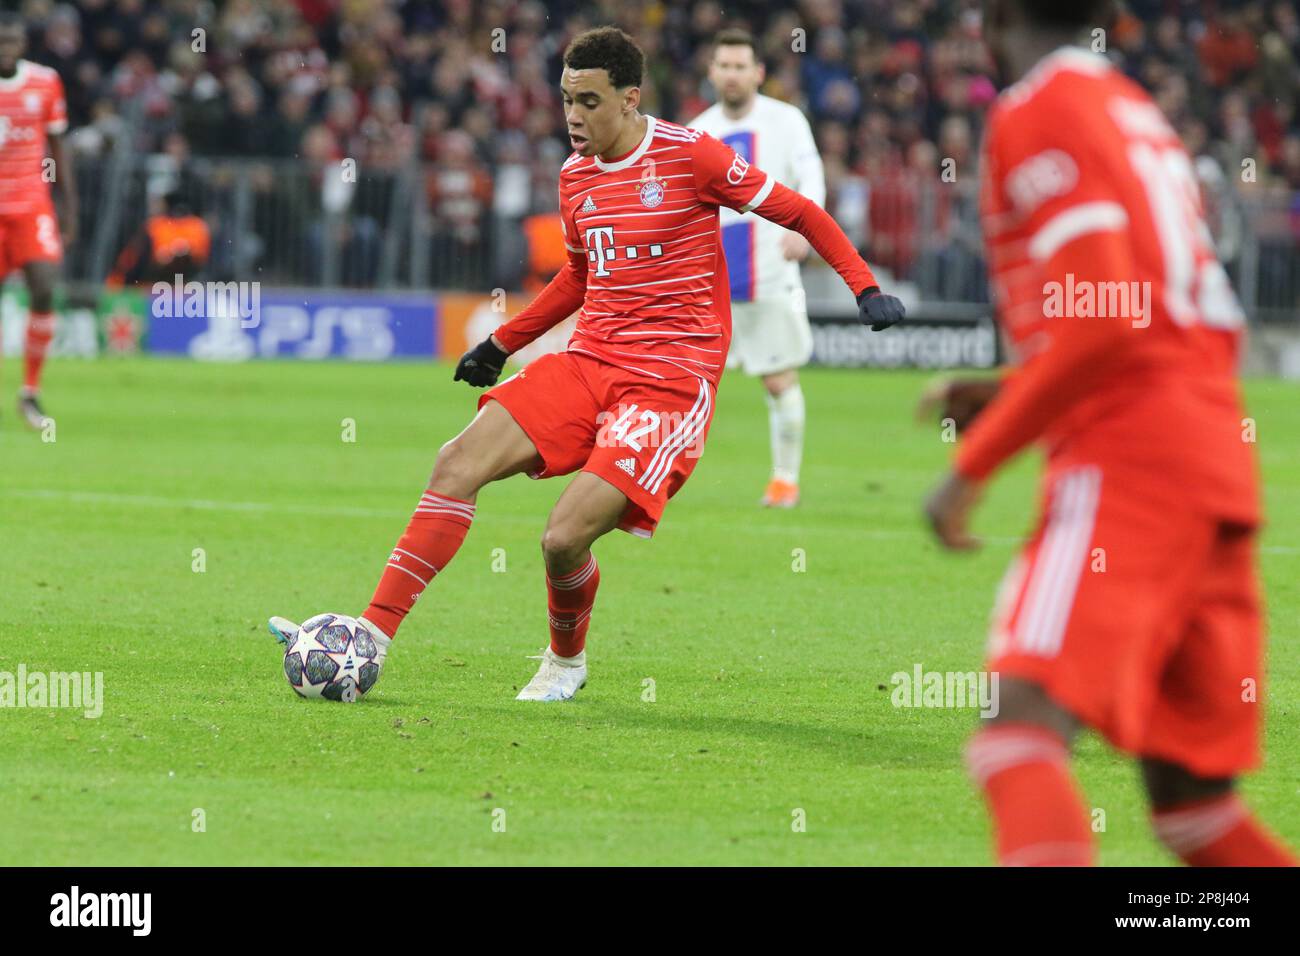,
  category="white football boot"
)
[268,616,300,646]
[516,647,587,702]
[268,615,392,674]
